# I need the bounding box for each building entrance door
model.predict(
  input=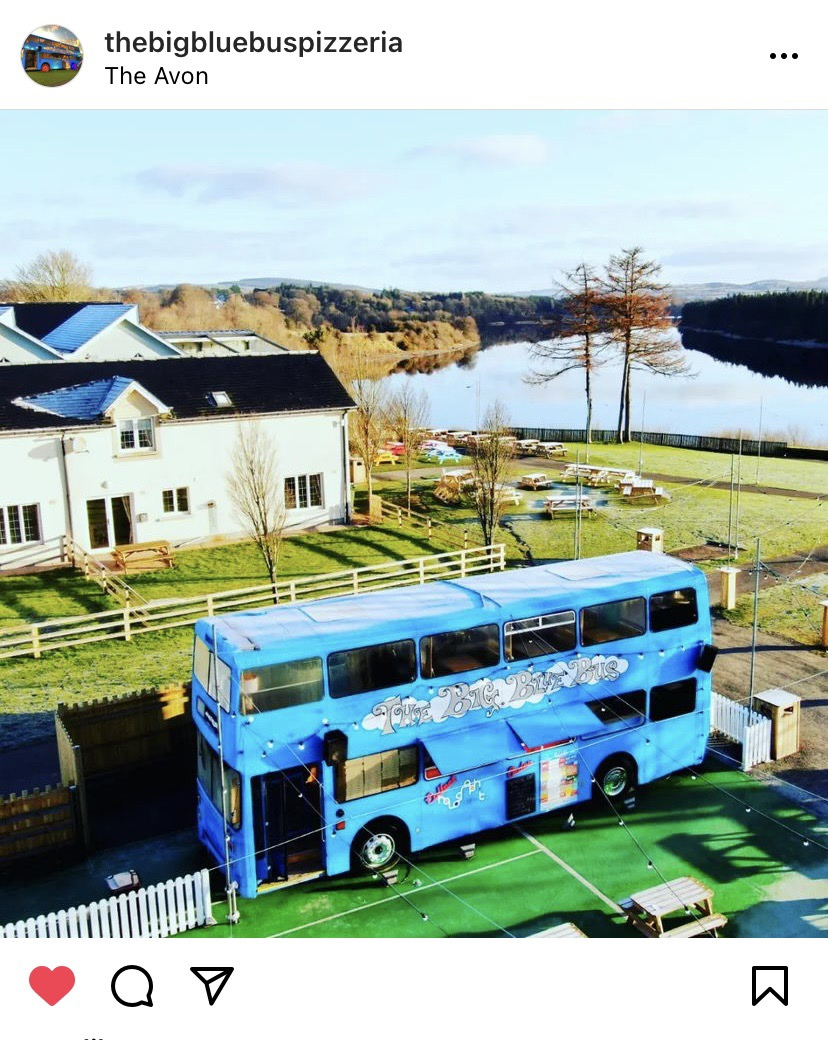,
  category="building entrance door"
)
[85,495,134,549]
